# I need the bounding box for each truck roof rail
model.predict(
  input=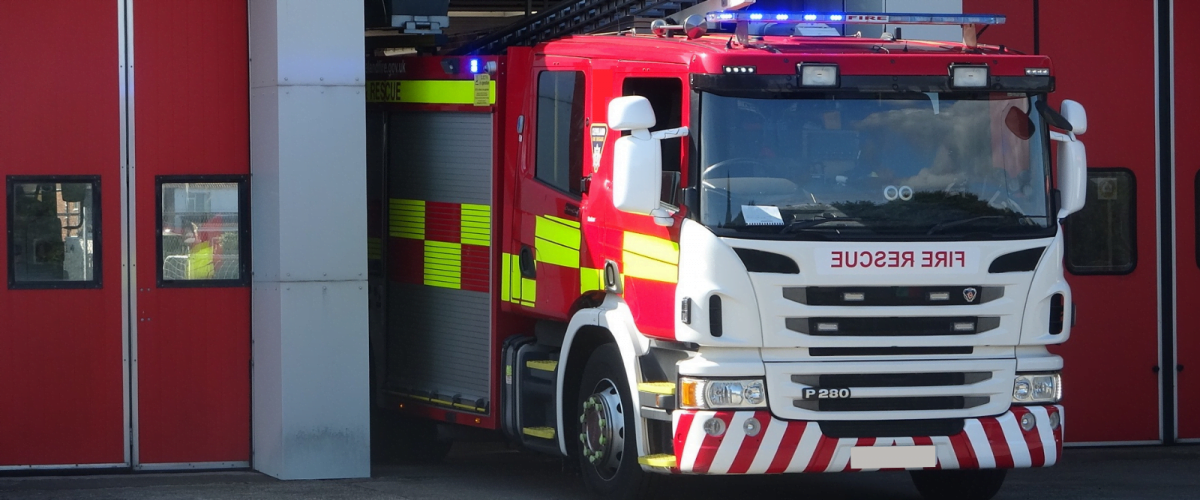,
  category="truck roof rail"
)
[449,0,710,55]
[704,11,1006,48]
